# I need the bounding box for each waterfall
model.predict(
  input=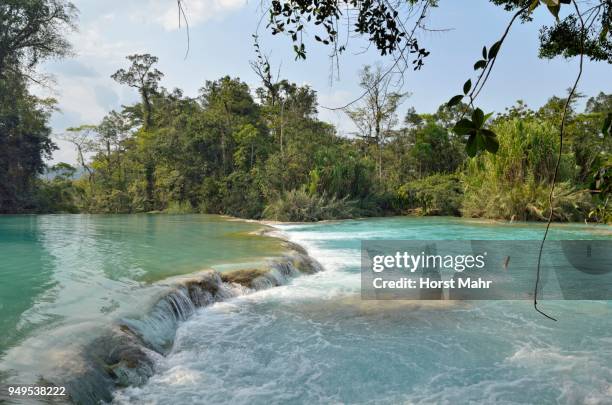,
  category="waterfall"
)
[57,251,322,404]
